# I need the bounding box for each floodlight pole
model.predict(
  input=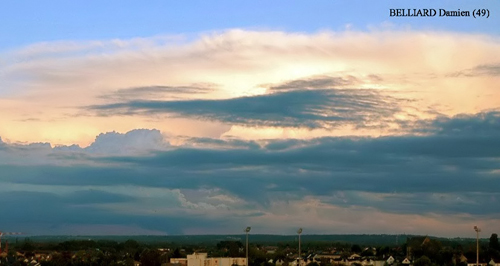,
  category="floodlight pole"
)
[474,226,481,266]
[246,227,251,266]
[297,228,303,266]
